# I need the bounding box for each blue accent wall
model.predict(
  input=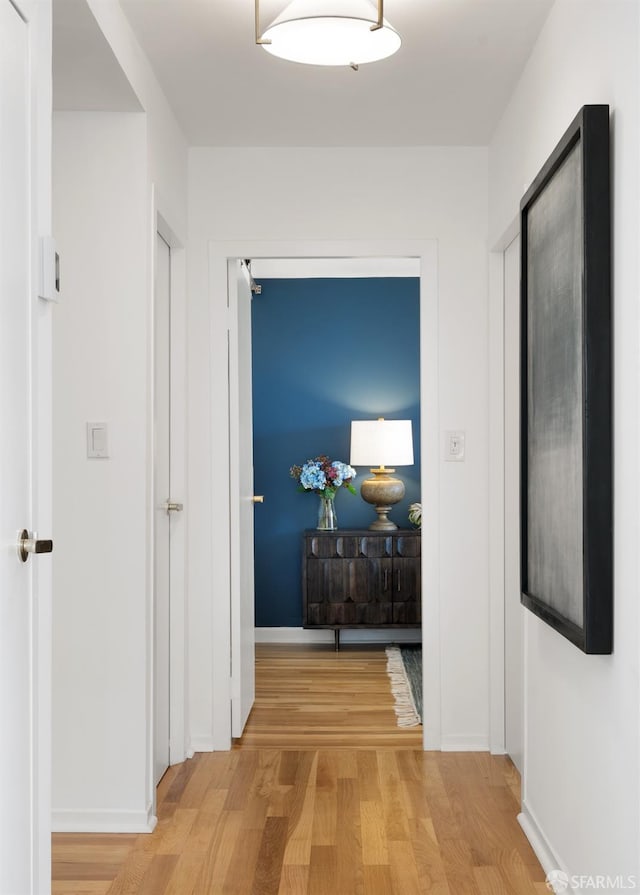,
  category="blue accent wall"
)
[251,277,421,627]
